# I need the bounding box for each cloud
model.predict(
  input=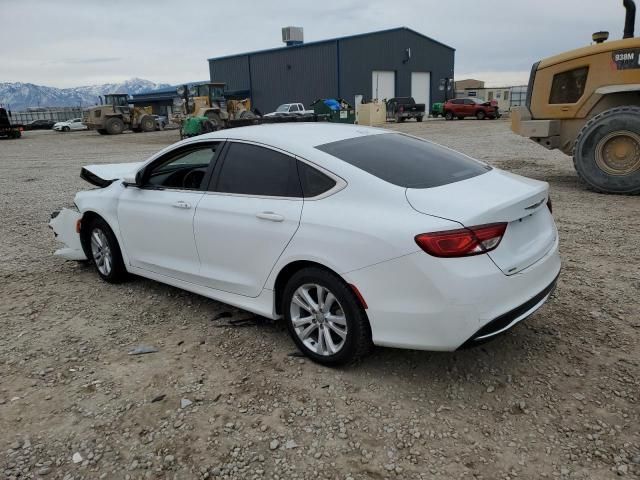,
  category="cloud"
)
[0,0,629,87]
